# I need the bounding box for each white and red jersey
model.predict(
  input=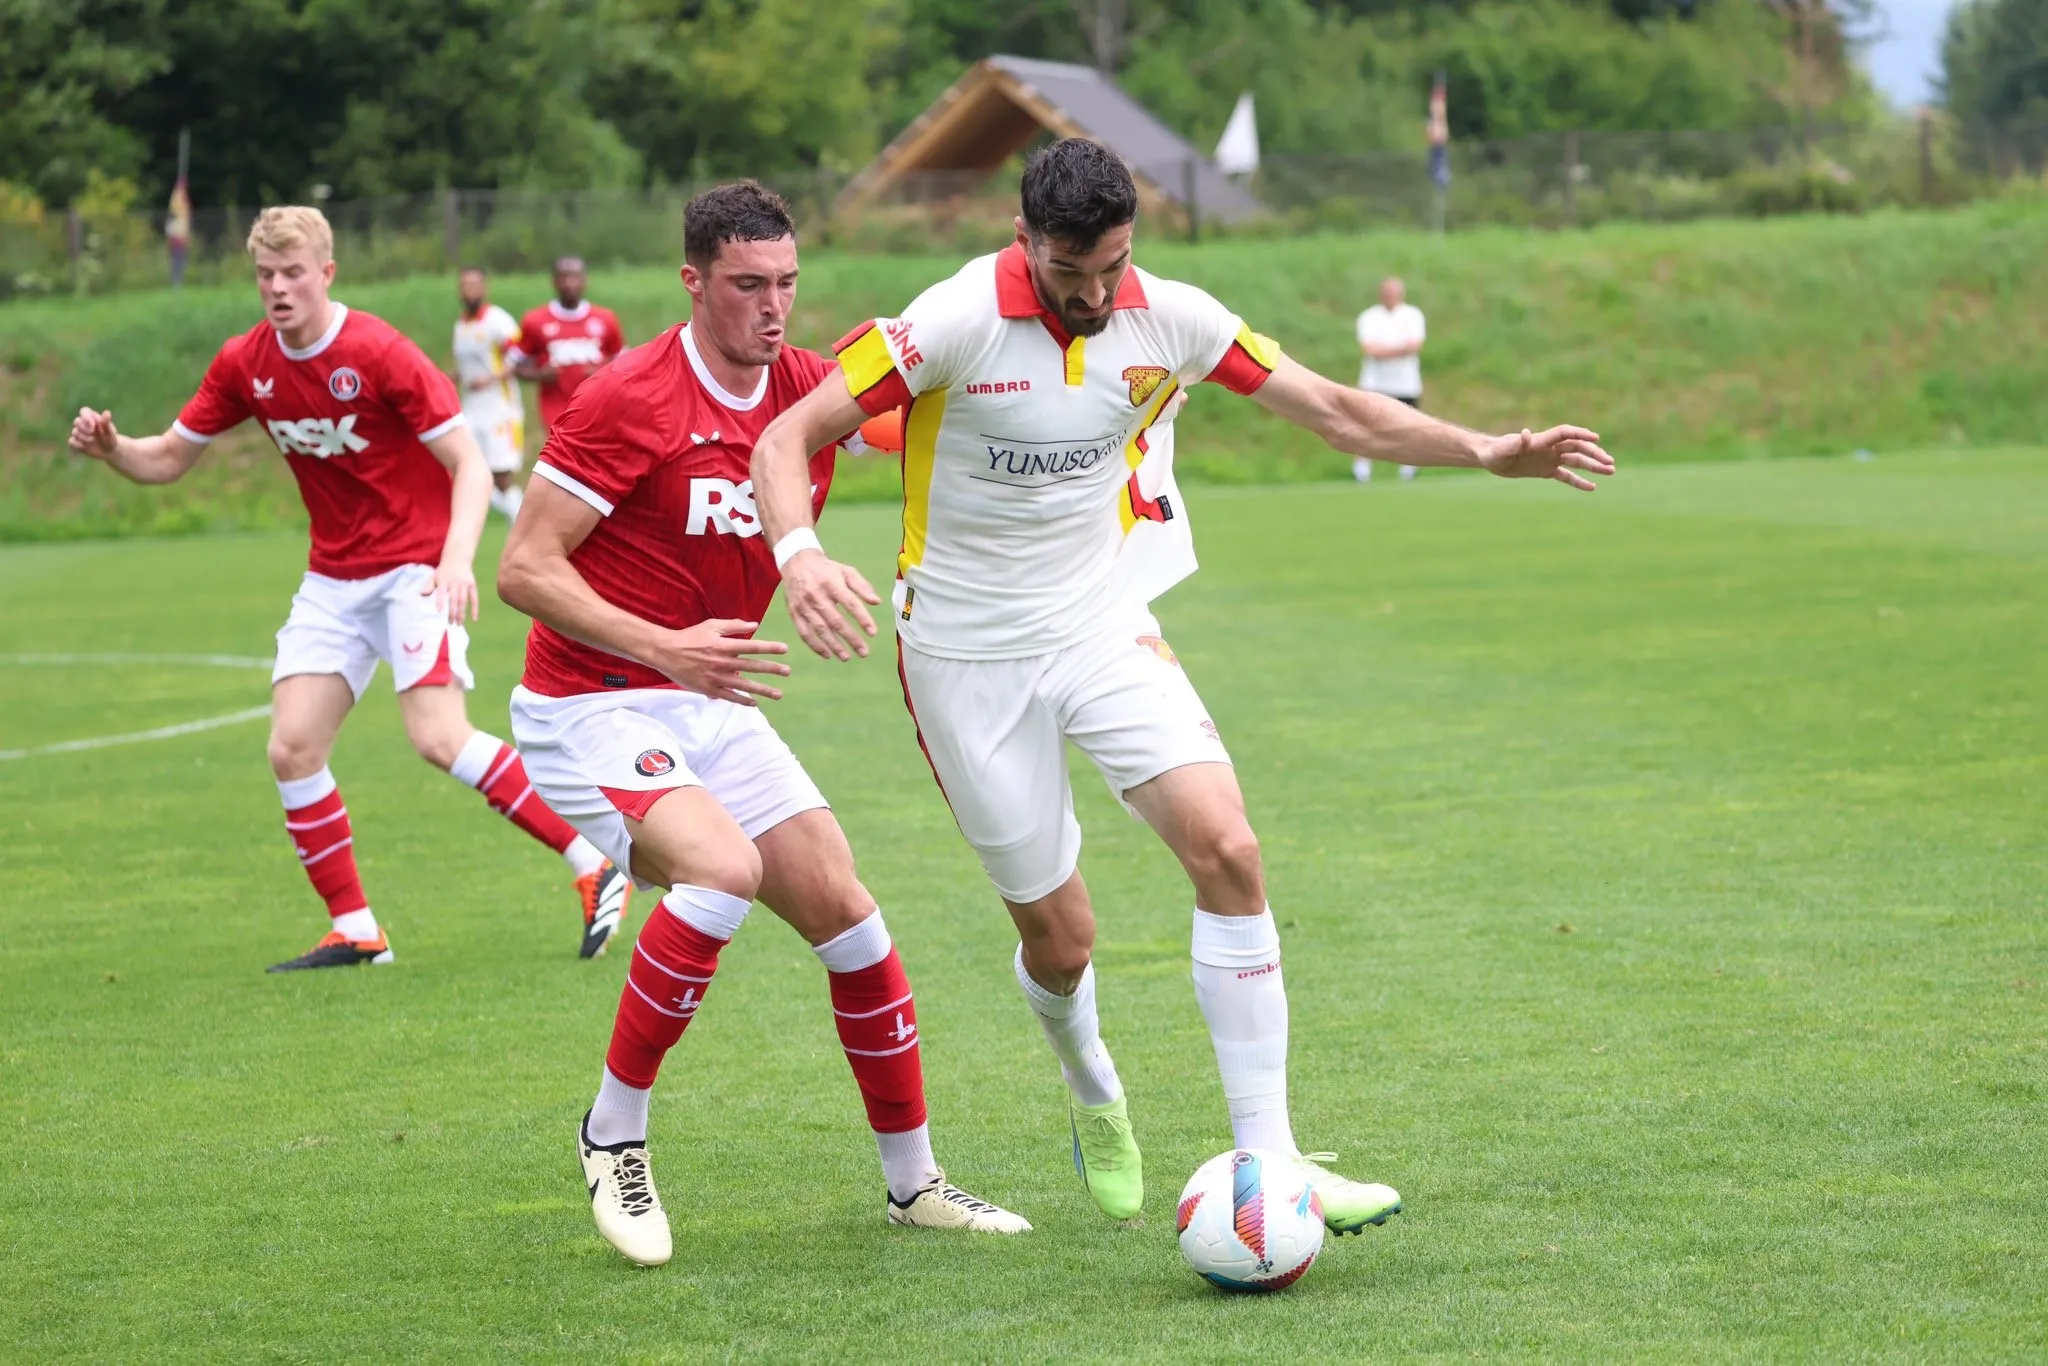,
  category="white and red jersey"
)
[520,322,845,698]
[512,299,624,427]
[174,304,466,579]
